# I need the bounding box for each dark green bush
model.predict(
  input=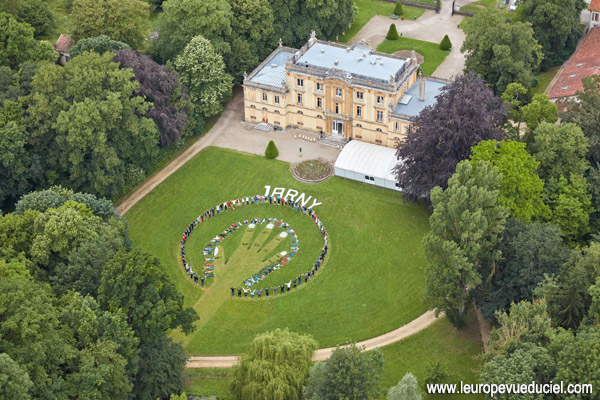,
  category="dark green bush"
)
[265,140,279,159]
[394,2,403,15]
[386,24,399,40]
[440,34,452,50]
